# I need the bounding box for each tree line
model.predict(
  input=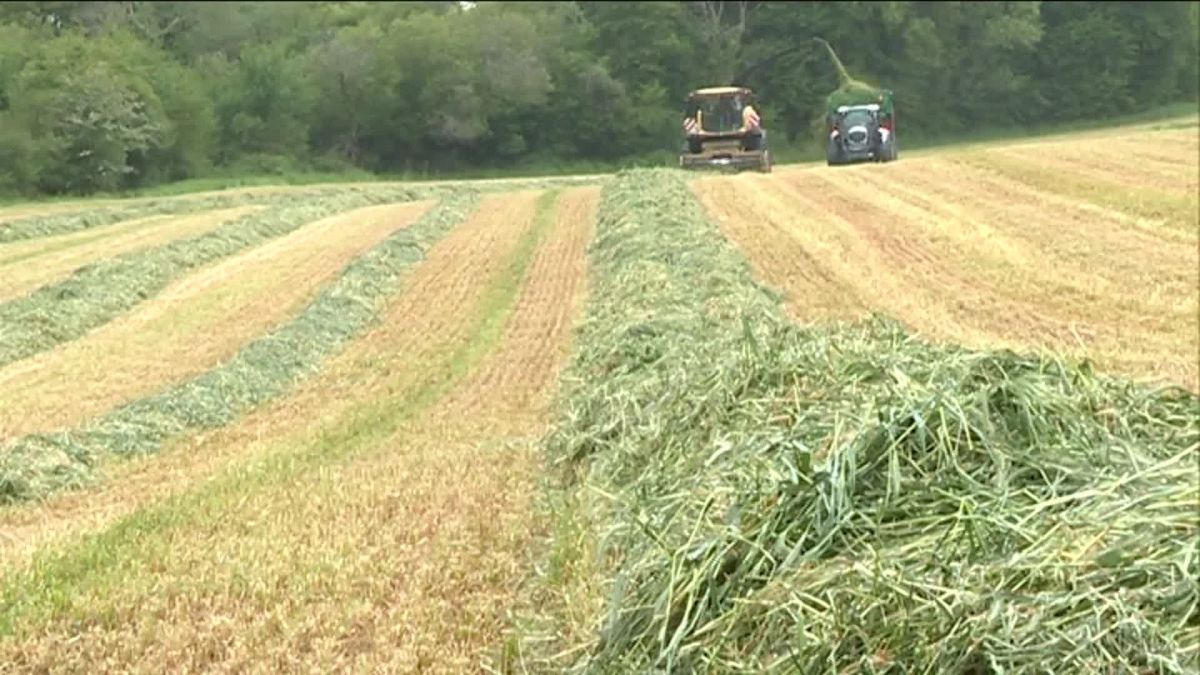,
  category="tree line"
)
[0,1,1196,196]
